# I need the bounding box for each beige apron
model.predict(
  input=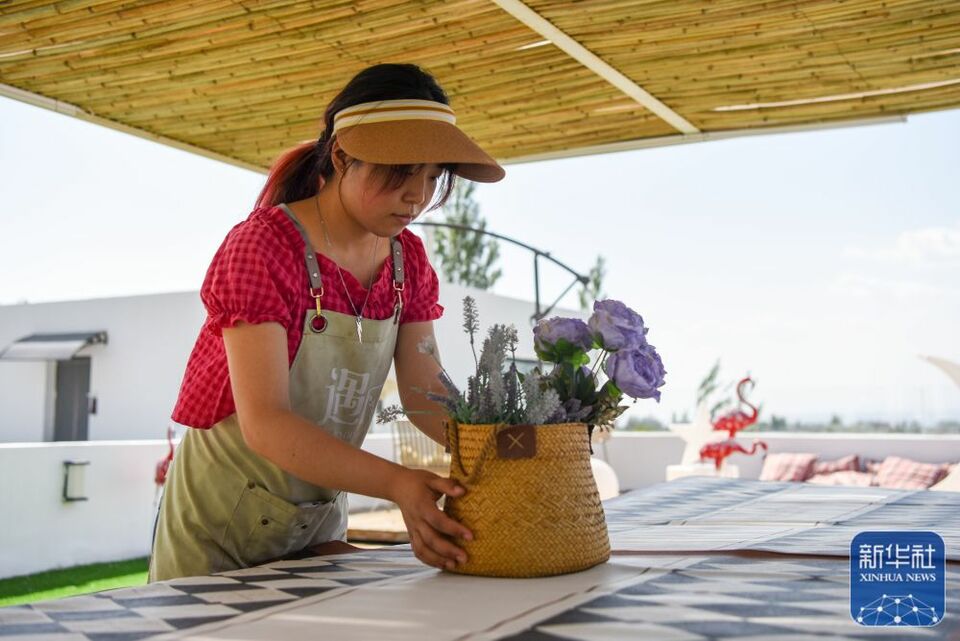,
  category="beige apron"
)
[148,203,405,582]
